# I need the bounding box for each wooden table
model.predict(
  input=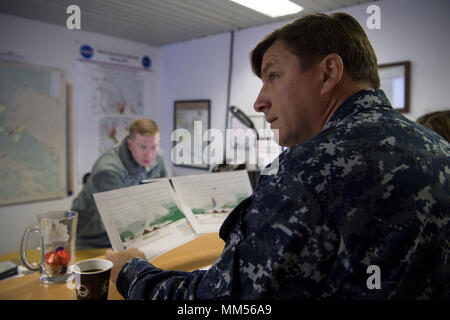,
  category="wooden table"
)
[0,233,224,300]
